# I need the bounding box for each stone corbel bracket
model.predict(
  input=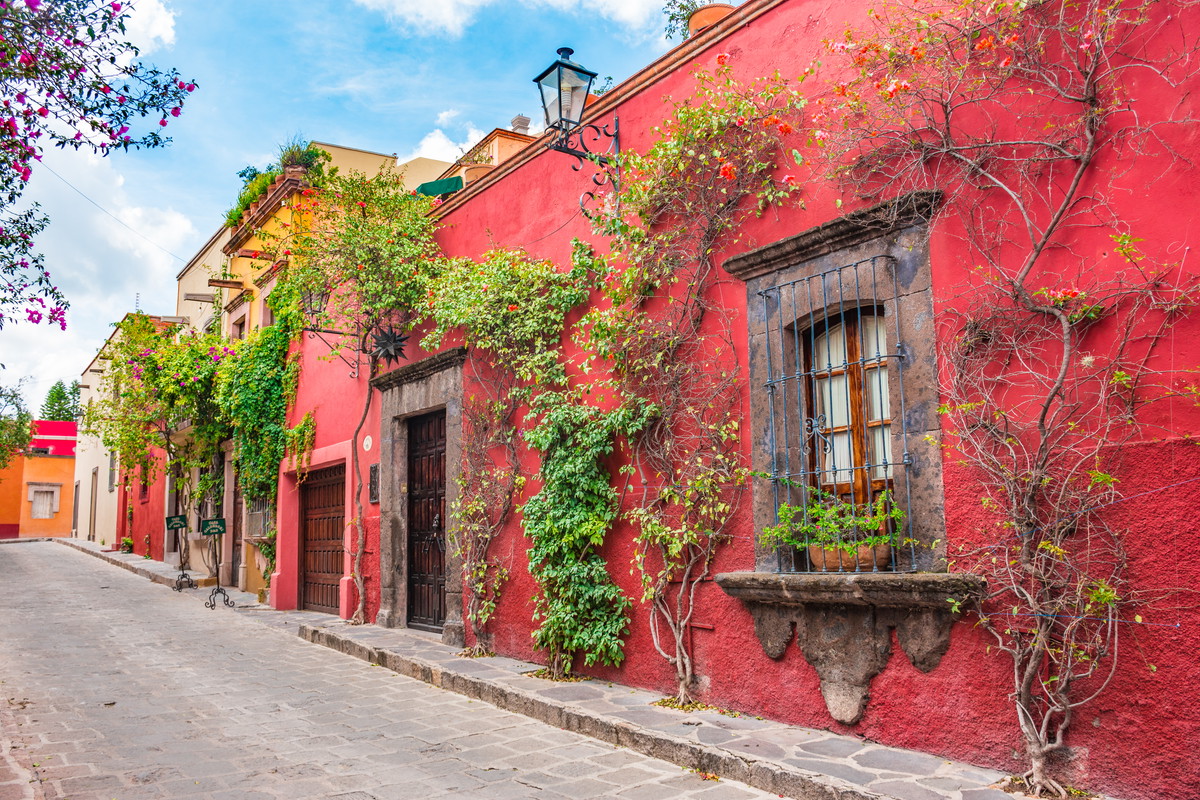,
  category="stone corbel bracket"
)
[714,572,984,725]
